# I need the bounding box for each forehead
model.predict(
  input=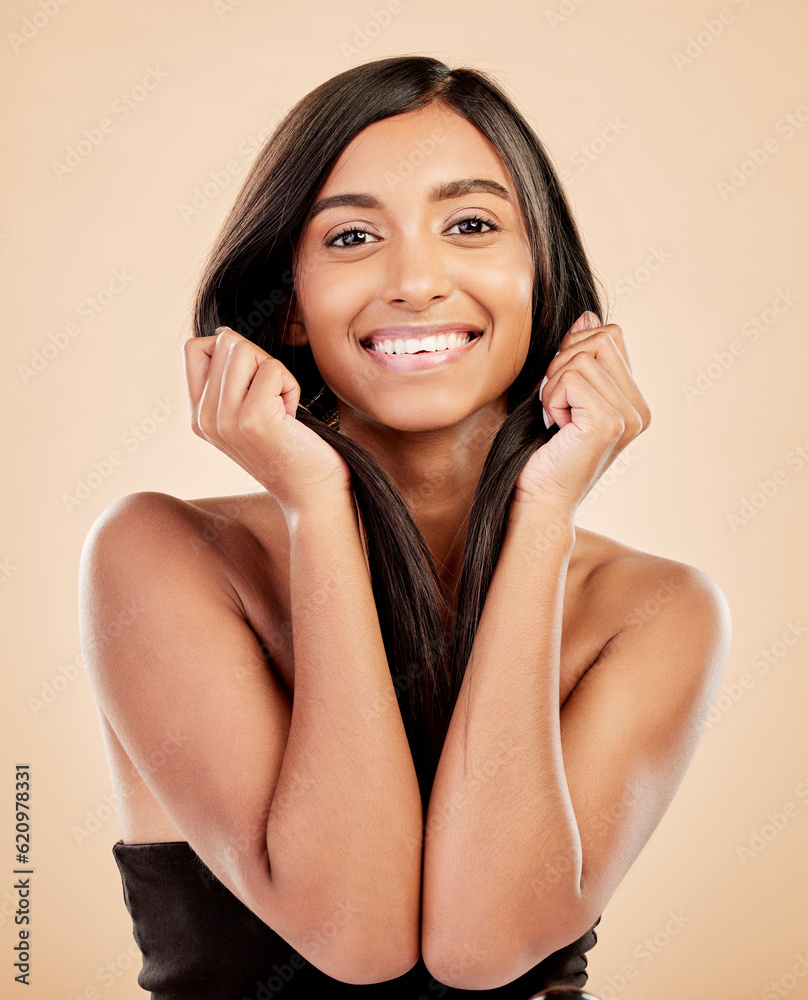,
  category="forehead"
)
[316,103,511,194]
